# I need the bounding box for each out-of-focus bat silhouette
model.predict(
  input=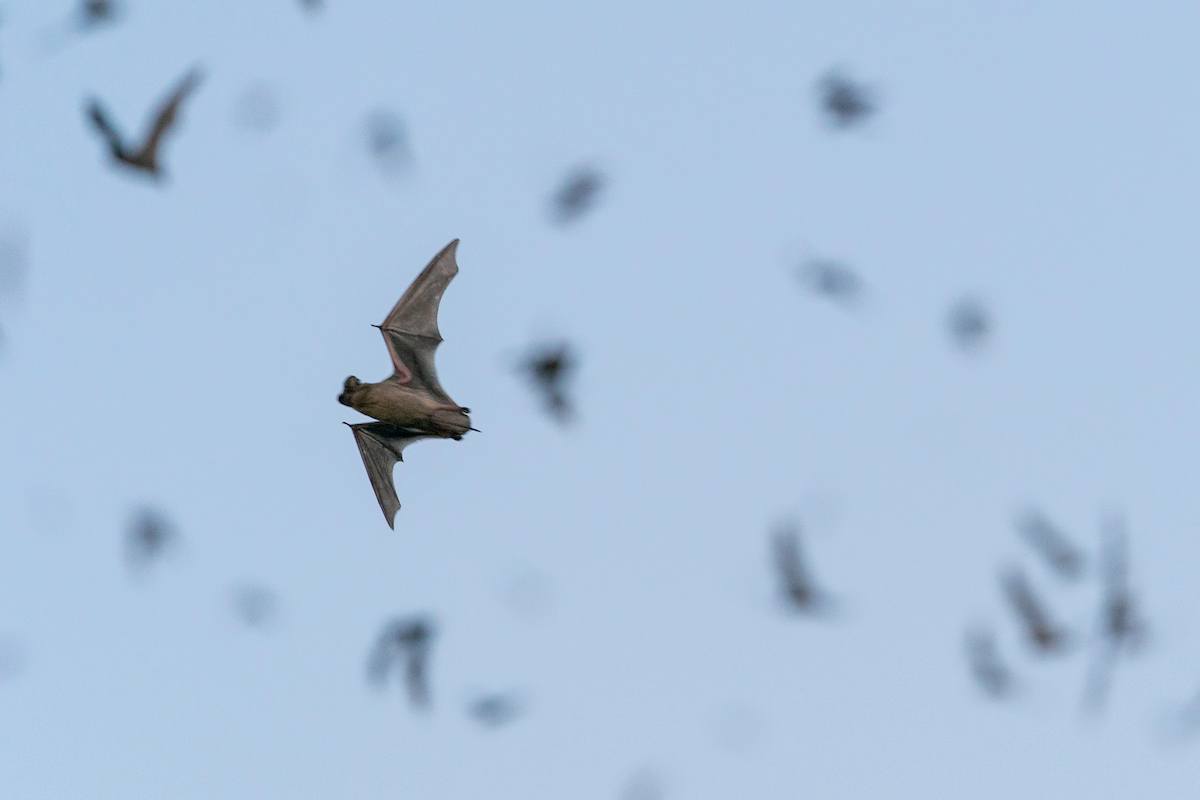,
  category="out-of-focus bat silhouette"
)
[299,0,323,11]
[232,584,279,629]
[964,625,1014,698]
[948,297,990,352]
[85,67,203,178]
[80,0,117,28]
[1083,516,1148,712]
[365,110,410,175]
[367,616,434,709]
[771,521,833,614]
[126,507,175,573]
[1000,567,1068,654]
[550,166,604,225]
[819,71,875,128]
[468,693,523,728]
[1016,509,1085,580]
[799,258,863,306]
[338,240,474,527]
[519,343,576,424]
